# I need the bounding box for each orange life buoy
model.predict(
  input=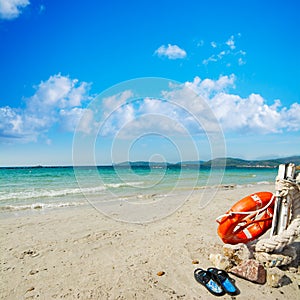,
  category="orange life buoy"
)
[217,192,275,244]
